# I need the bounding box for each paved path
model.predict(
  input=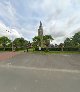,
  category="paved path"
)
[0,52,20,61]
